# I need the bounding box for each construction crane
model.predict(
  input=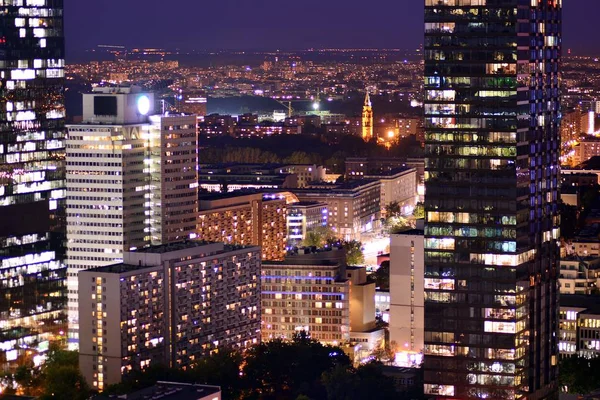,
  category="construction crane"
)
[274,92,322,118]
